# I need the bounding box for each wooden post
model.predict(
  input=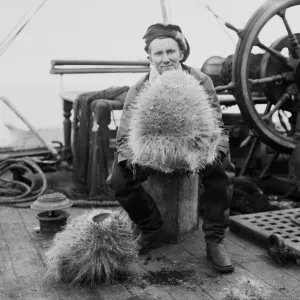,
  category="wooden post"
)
[62,99,73,163]
[143,173,199,243]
